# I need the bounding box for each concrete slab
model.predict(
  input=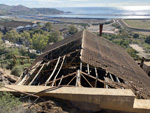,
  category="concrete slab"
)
[134,99,150,109]
[0,85,150,113]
